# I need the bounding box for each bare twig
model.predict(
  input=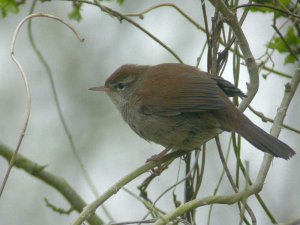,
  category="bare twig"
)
[207,138,232,225]
[231,134,278,223]
[209,0,259,111]
[272,24,299,61]
[140,151,201,221]
[215,136,256,225]
[248,105,300,134]
[26,3,117,221]
[108,218,157,225]
[72,151,187,225]
[44,198,74,215]
[124,3,203,31]
[234,3,300,21]
[191,148,206,199]
[122,187,165,217]
[0,13,84,198]
[69,0,183,63]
